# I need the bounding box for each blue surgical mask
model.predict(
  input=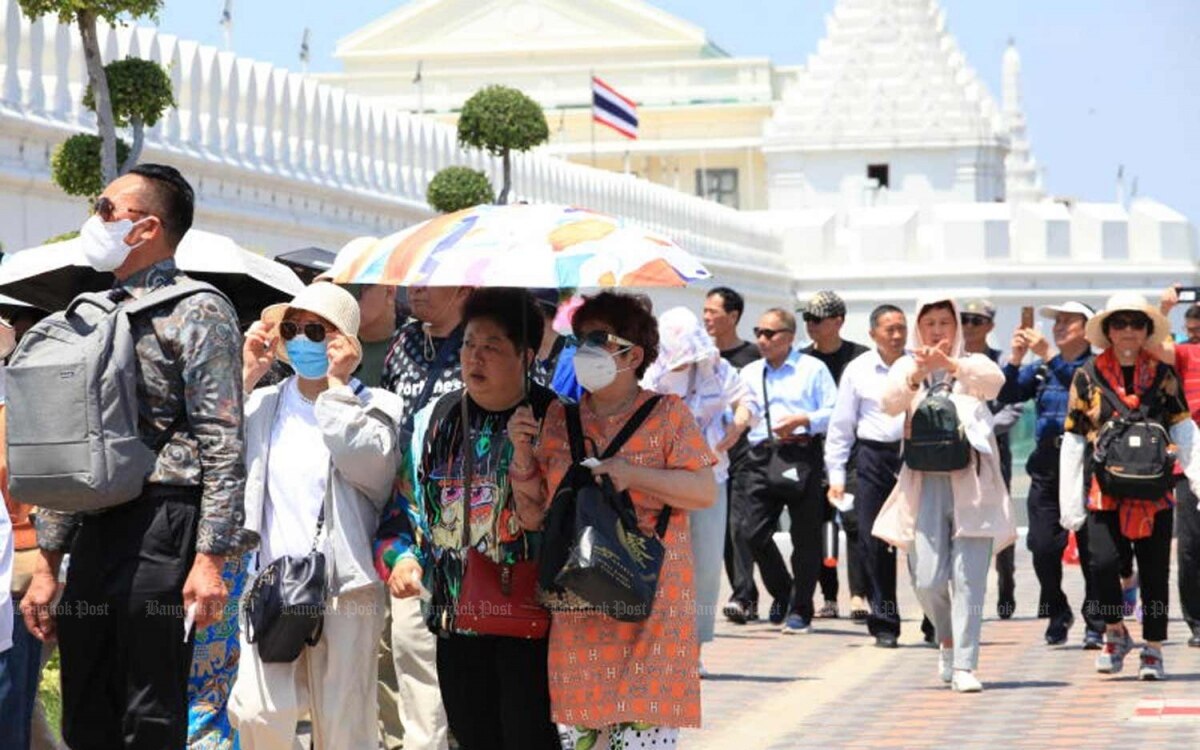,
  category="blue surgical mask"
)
[285,338,329,380]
